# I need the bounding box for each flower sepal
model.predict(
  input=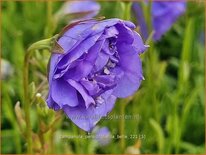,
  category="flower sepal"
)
[27,34,64,54]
